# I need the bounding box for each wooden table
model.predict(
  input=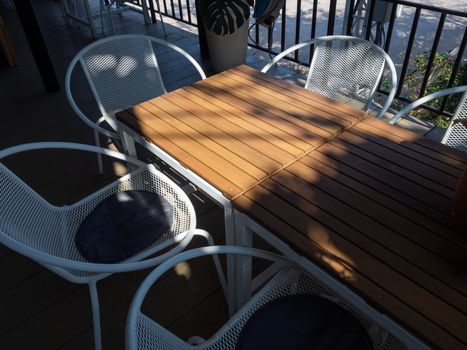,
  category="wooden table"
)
[117,64,366,201]
[233,116,467,349]
[116,64,368,315]
[117,64,467,348]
